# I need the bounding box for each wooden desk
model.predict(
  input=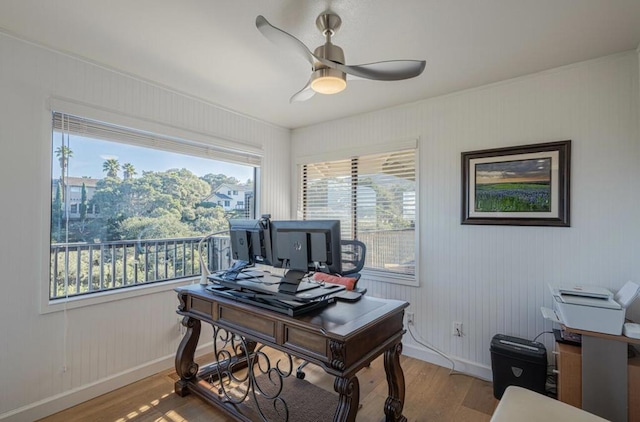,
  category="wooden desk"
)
[559,327,640,422]
[174,284,409,421]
